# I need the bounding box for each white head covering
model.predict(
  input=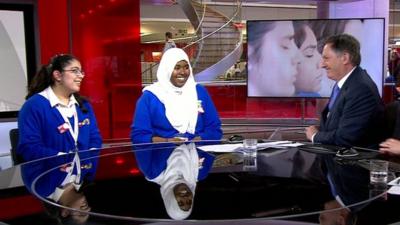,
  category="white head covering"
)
[143,48,198,134]
[150,143,199,220]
